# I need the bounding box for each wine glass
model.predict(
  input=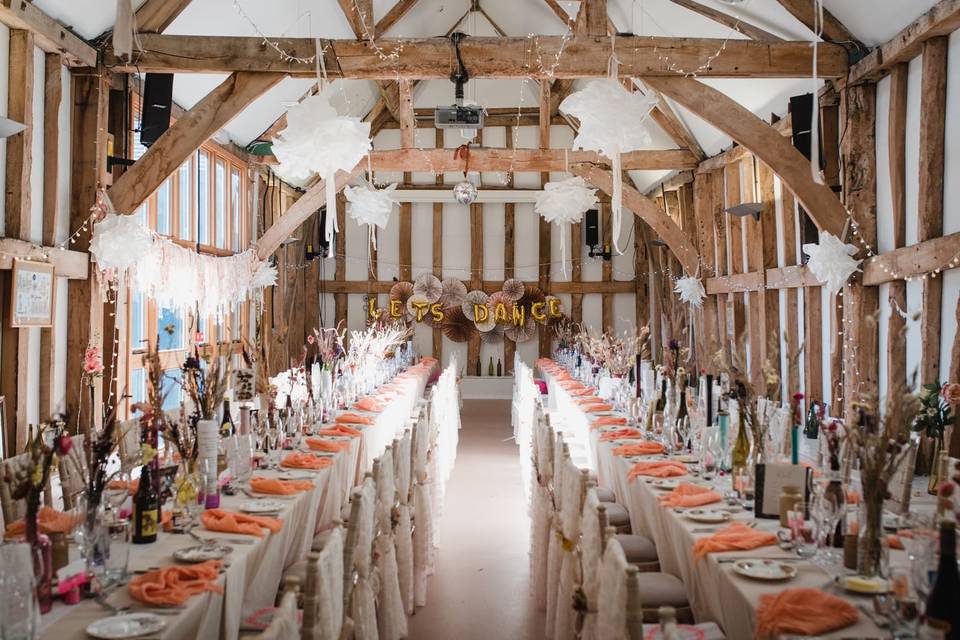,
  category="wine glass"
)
[0,543,38,640]
[787,500,819,560]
